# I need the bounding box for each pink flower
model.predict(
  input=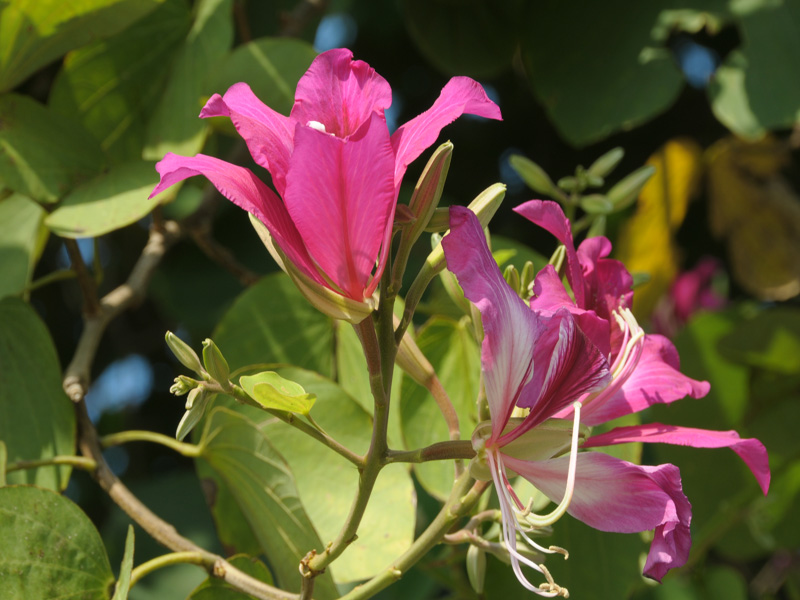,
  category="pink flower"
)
[442,205,769,596]
[150,48,500,322]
